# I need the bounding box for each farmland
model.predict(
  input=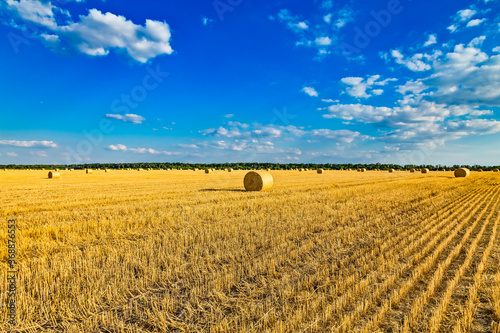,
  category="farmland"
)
[1,169,500,332]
